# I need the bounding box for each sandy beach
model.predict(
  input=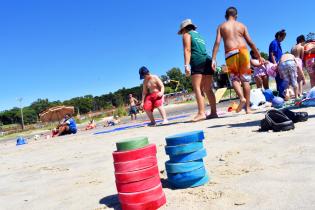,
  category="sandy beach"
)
[1,104,315,210]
